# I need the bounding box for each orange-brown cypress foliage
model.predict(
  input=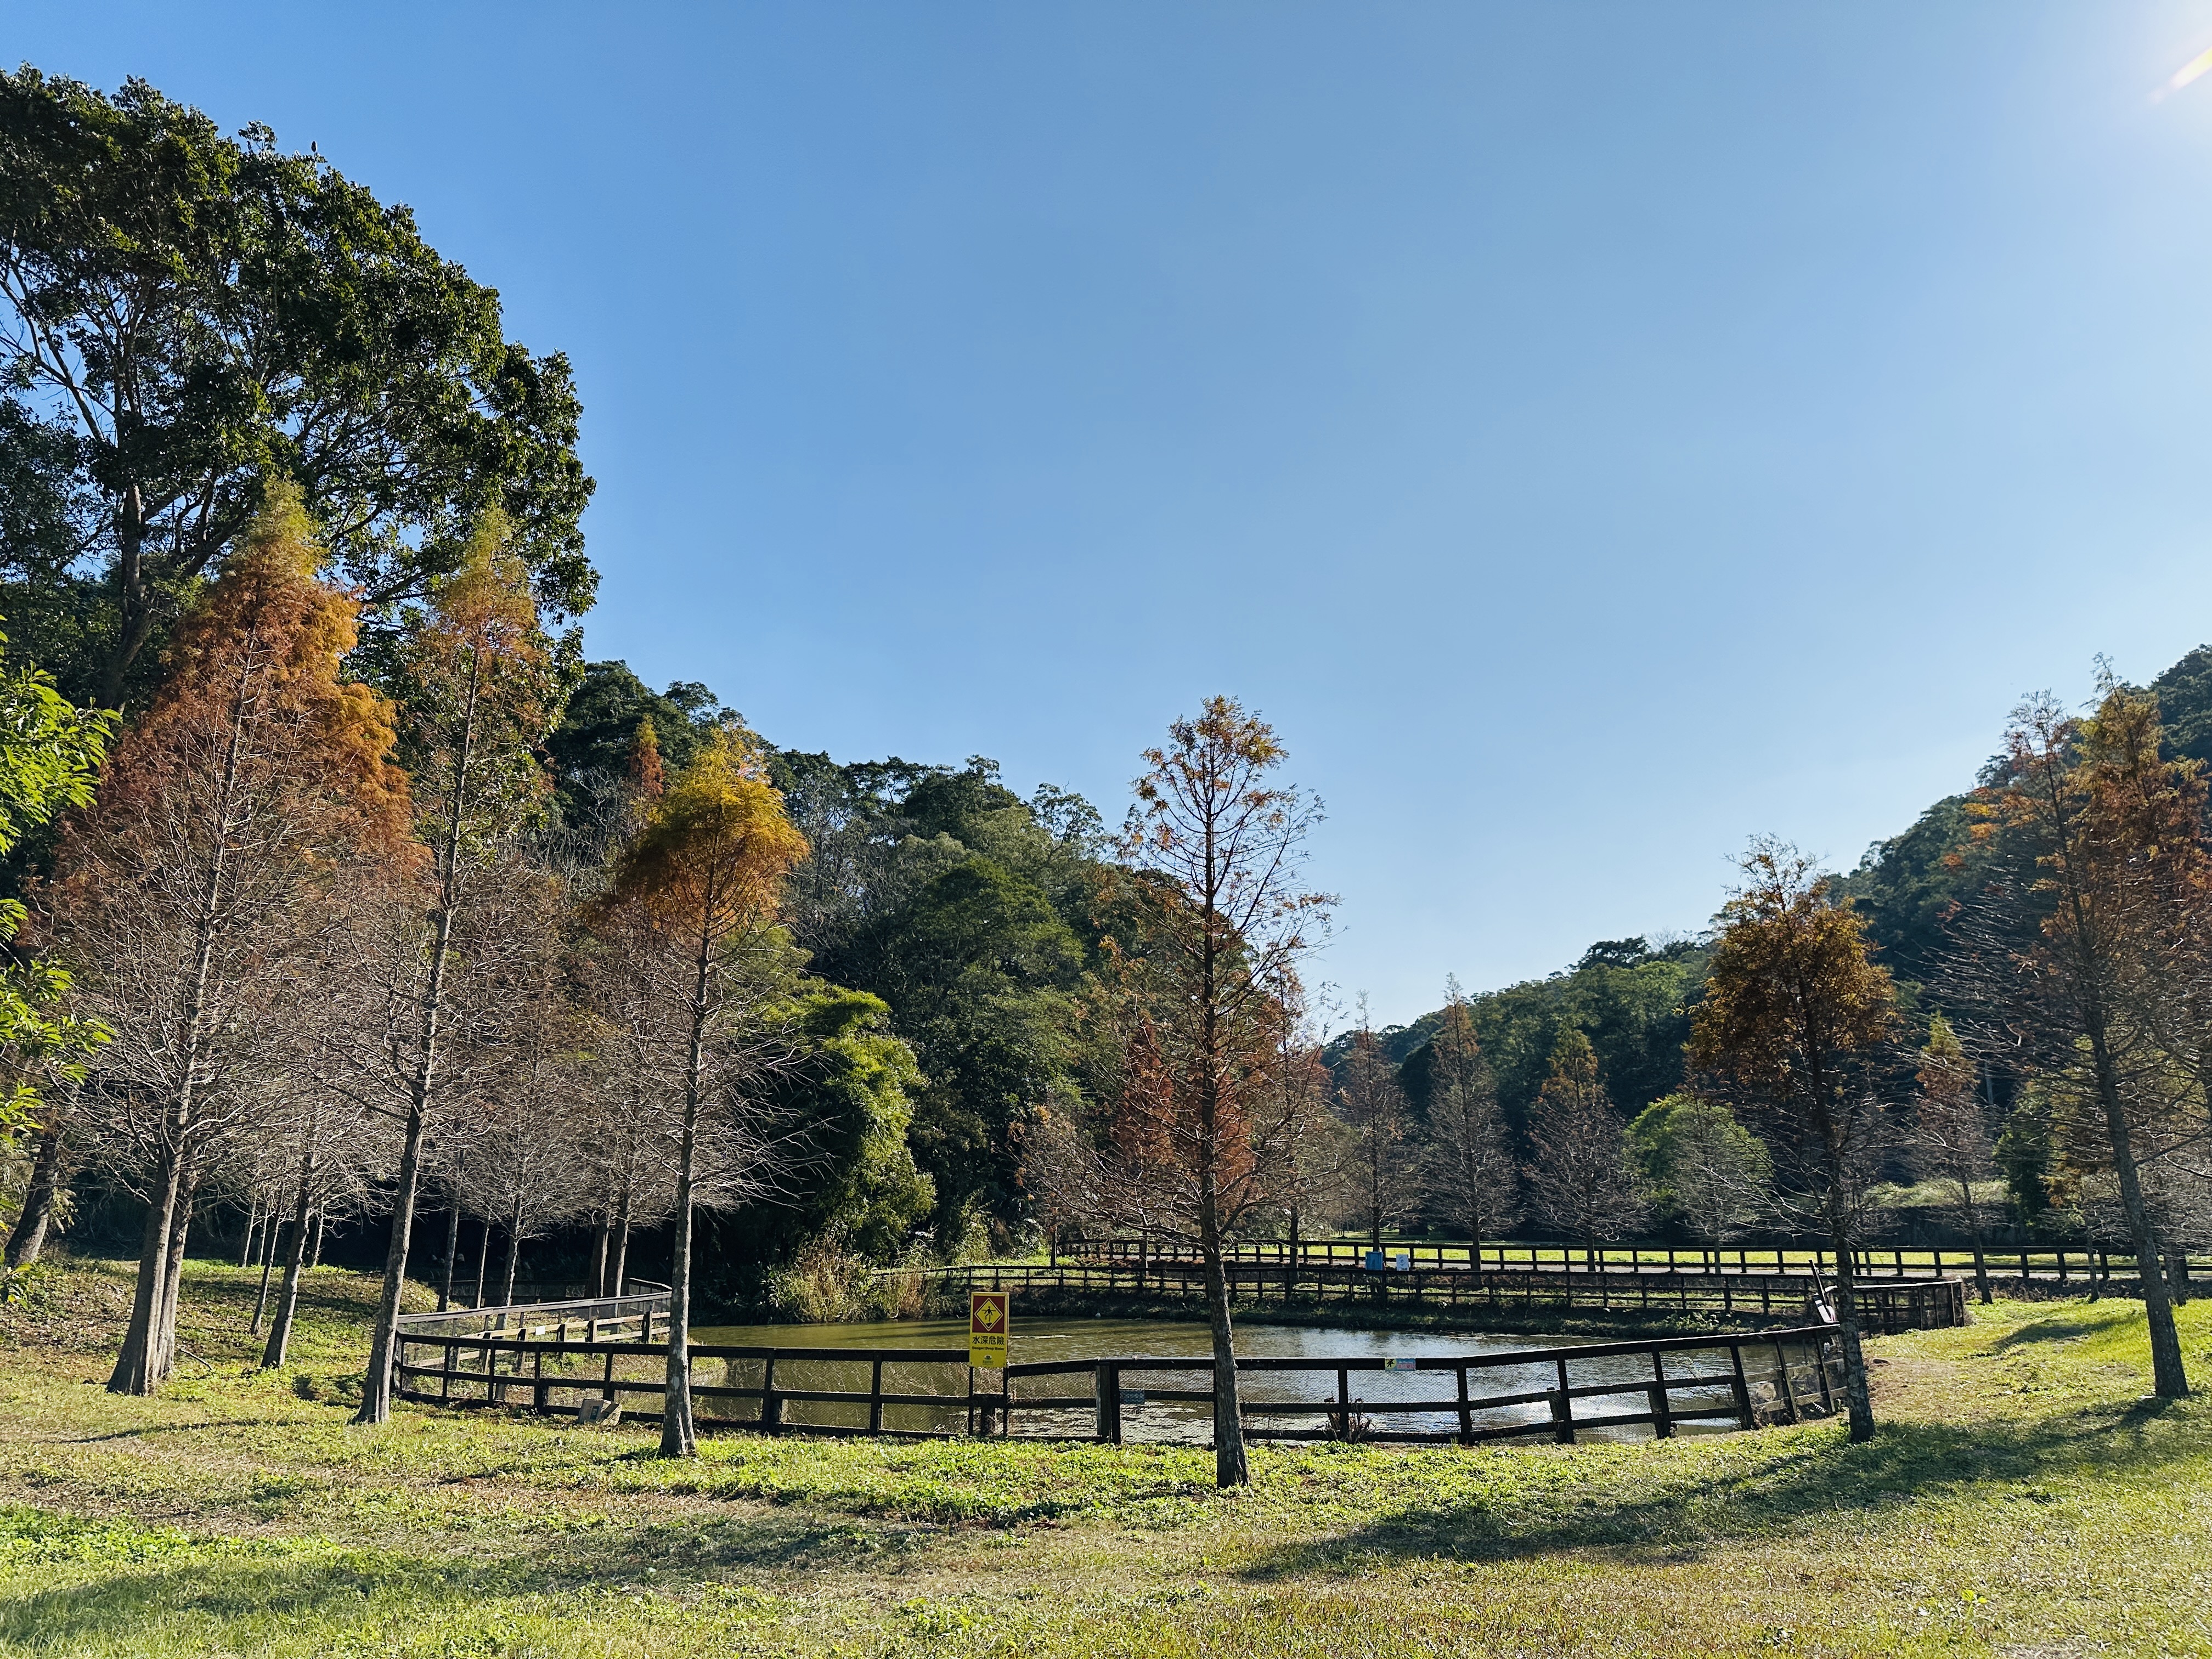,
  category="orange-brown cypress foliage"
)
[596,726,808,1457]
[1098,697,1329,1489]
[355,511,558,1425]
[47,484,410,1395]
[1690,840,1895,1442]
